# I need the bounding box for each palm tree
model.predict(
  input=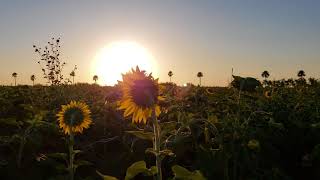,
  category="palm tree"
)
[297,70,306,79]
[70,71,75,84]
[261,71,270,80]
[93,75,98,84]
[197,72,203,86]
[168,71,173,82]
[12,72,17,86]
[30,75,36,86]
